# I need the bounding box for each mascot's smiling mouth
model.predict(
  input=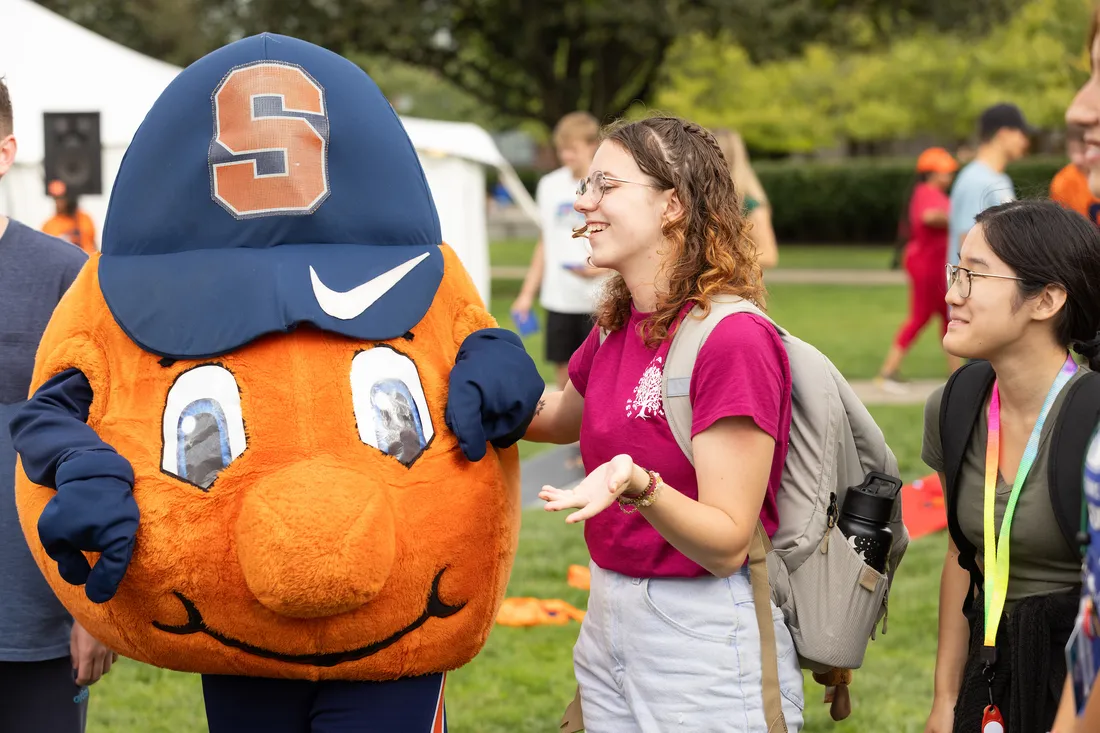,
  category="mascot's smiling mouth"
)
[152,569,465,666]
